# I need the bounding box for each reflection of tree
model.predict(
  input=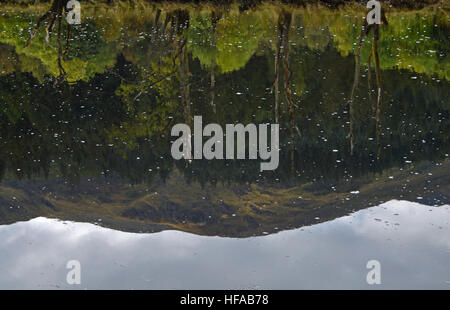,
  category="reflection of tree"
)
[0,3,448,187]
[371,24,383,159]
[156,9,192,124]
[0,7,119,83]
[210,11,221,114]
[27,0,69,46]
[273,10,297,172]
[188,11,267,74]
[110,9,193,151]
[26,0,71,85]
[349,8,387,156]
[273,13,281,123]
[330,8,448,80]
[0,51,448,186]
[172,10,192,127]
